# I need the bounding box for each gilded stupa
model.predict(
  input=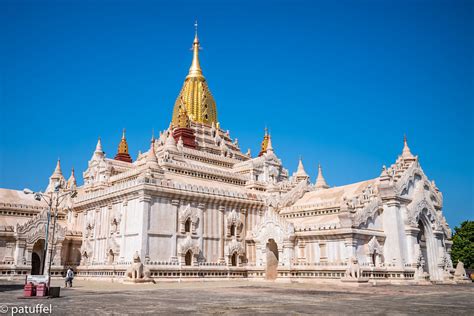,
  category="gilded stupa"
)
[171,22,218,126]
